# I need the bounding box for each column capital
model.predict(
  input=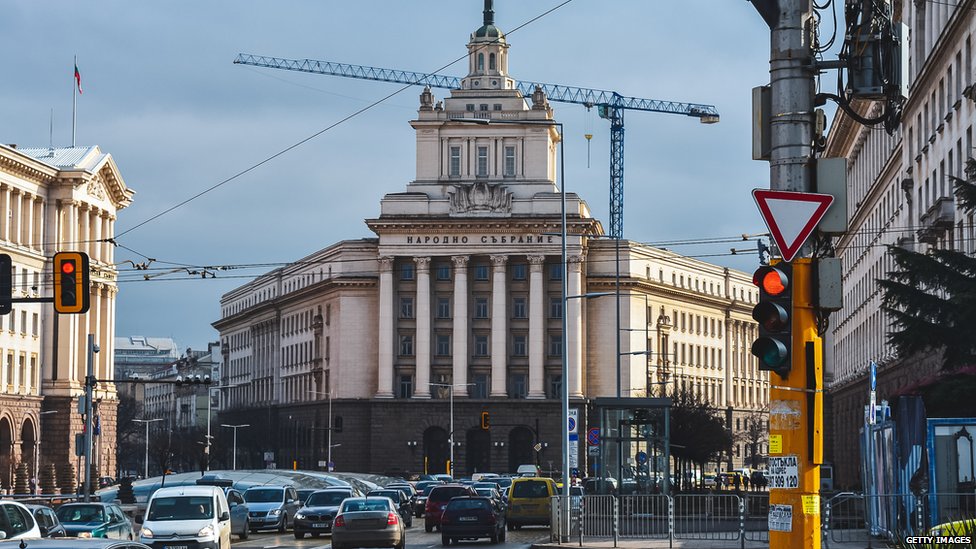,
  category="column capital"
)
[568,254,585,271]
[527,254,546,268]
[414,256,431,272]
[378,256,395,271]
[451,255,469,269]
[489,255,508,268]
